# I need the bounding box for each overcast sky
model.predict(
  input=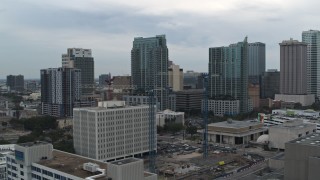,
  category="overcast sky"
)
[1,0,319,79]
